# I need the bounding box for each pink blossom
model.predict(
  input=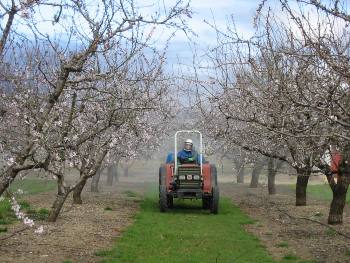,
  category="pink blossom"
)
[34,225,44,234]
